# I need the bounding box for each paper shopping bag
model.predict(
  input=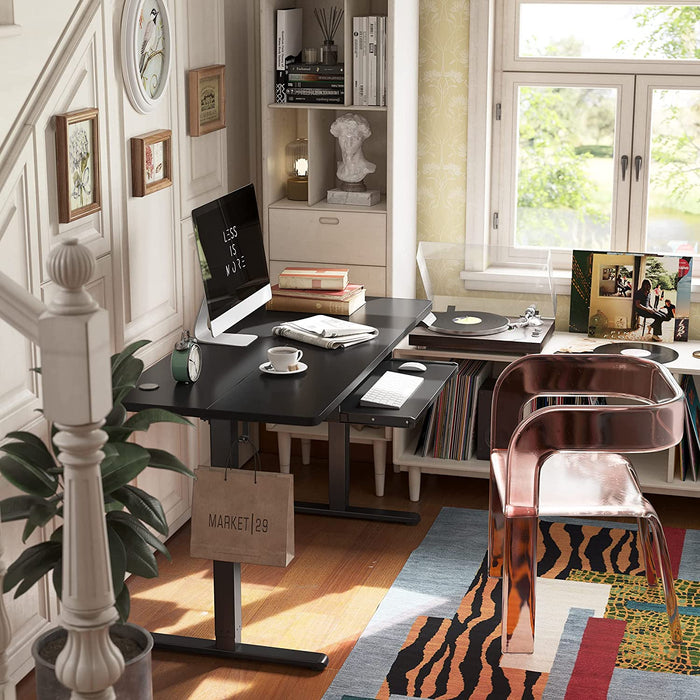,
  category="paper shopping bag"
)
[190,466,294,567]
